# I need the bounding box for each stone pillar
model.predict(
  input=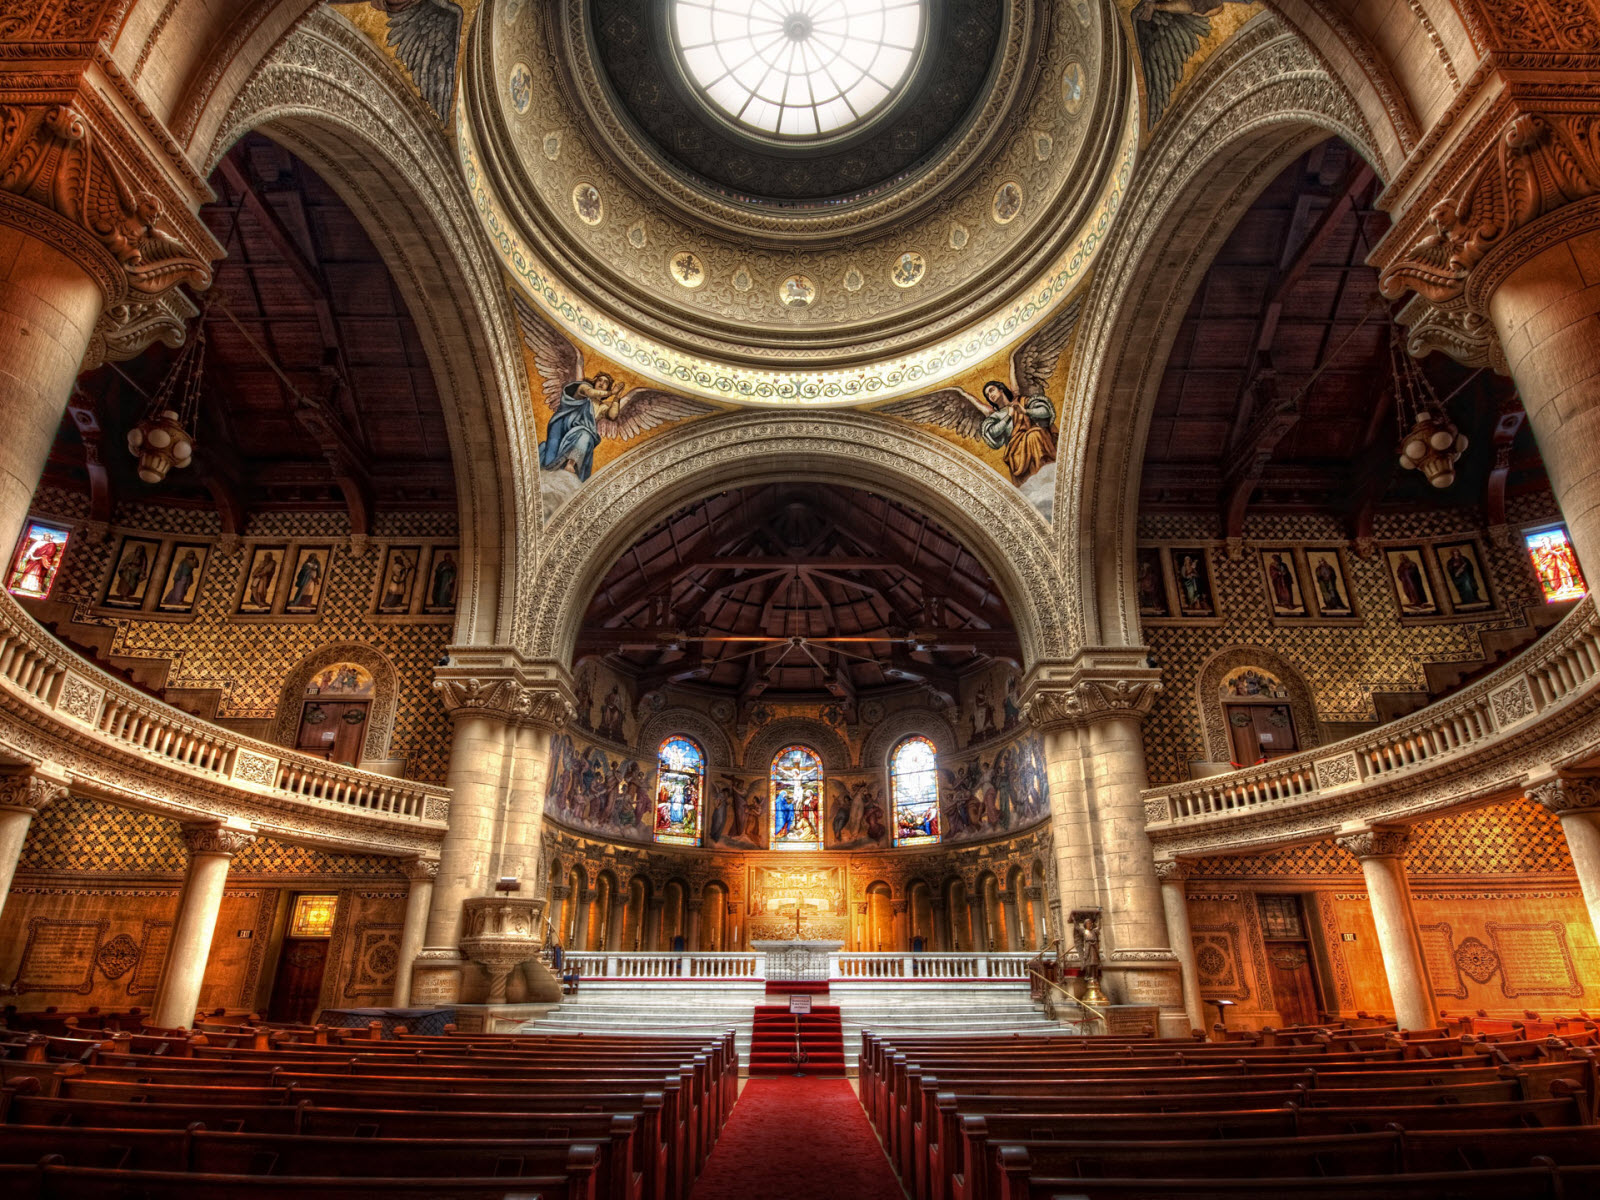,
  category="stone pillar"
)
[646,897,665,951]
[891,899,910,953]
[151,823,254,1029]
[423,710,514,953]
[392,858,439,1006]
[606,892,628,953]
[547,884,571,946]
[686,903,702,952]
[499,722,558,889]
[572,887,592,952]
[929,899,949,952]
[0,771,66,925]
[1155,860,1204,1034]
[1531,777,1600,943]
[1336,826,1432,1031]
[999,889,1022,952]
[967,893,989,951]
[1024,886,1048,950]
